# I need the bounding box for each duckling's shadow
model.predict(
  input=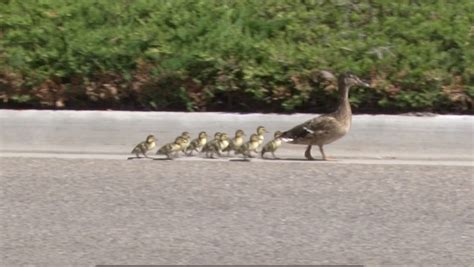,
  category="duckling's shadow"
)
[270,157,328,162]
[127,157,154,160]
[229,158,252,162]
[152,157,173,161]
